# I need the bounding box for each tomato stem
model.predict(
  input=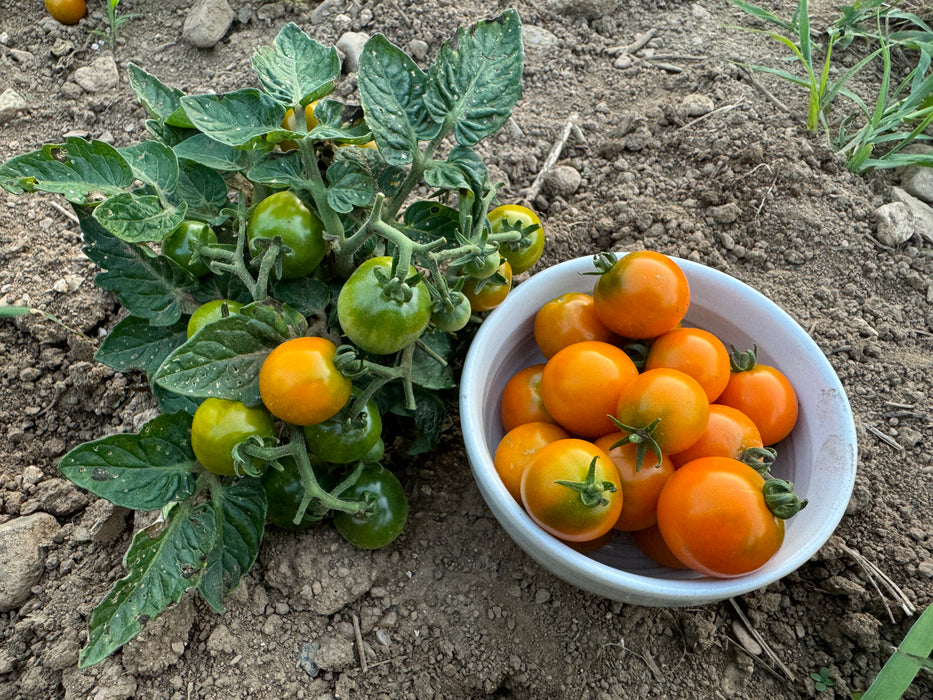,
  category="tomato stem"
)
[288,425,366,520]
[729,344,759,373]
[554,456,617,508]
[762,477,808,519]
[740,446,778,474]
